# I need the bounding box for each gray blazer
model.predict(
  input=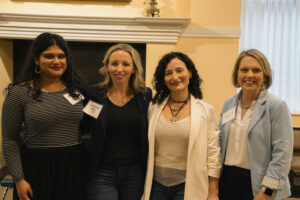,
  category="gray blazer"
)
[219,90,293,200]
